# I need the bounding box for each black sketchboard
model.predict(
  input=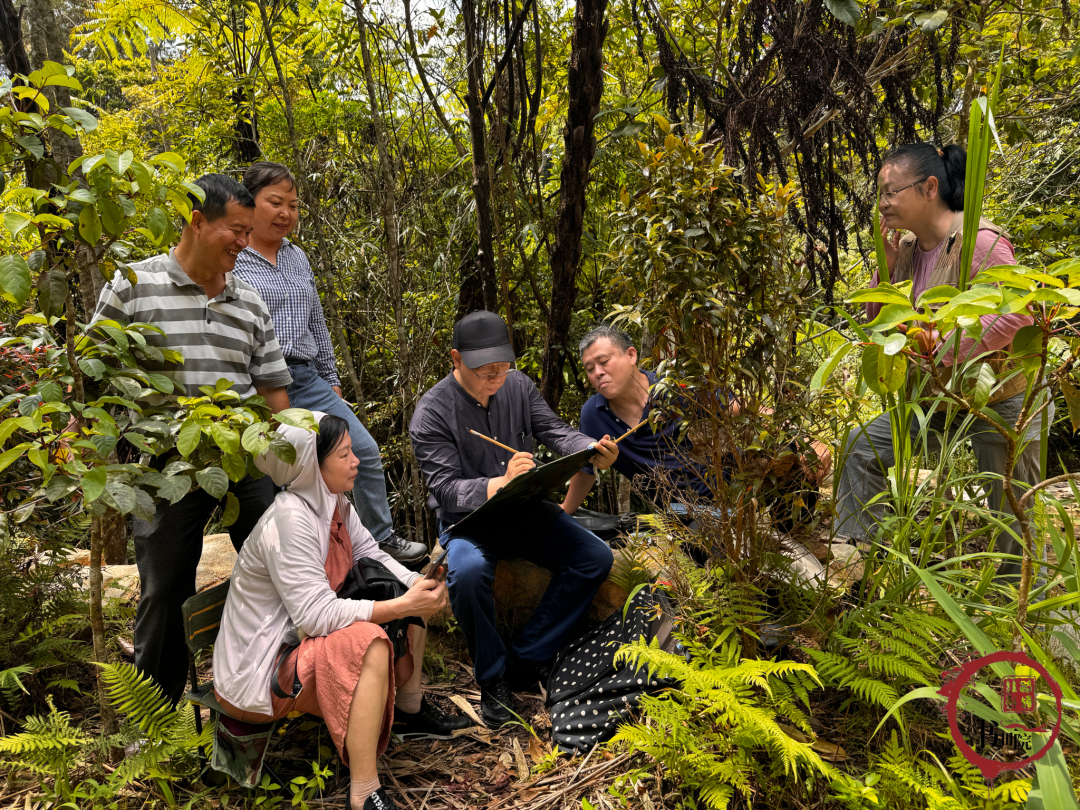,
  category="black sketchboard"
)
[451,445,599,536]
